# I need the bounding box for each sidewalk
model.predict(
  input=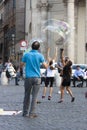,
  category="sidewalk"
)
[0,79,87,130]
